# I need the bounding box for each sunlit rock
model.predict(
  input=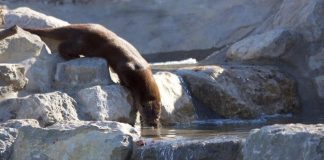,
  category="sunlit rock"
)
[177,65,300,119]
[154,72,197,125]
[77,85,133,123]
[11,121,139,160]
[54,58,112,91]
[243,124,324,160]
[0,91,78,127]
[226,29,300,61]
[0,27,63,92]
[0,64,28,99]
